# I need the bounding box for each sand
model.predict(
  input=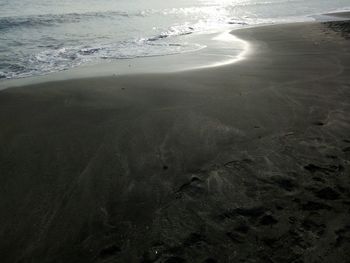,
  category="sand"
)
[0,19,350,262]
